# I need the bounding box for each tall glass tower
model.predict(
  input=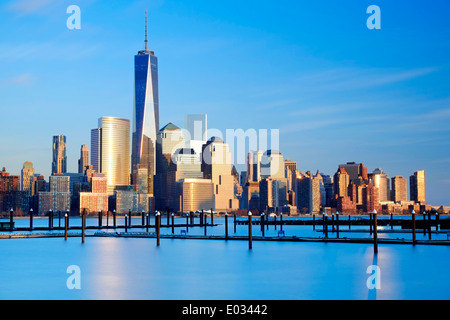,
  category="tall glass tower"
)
[132,11,159,196]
